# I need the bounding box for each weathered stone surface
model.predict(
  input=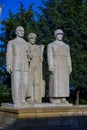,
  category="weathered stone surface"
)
[6,26,29,107]
[47,29,72,104]
[6,29,45,107]
[27,33,45,103]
